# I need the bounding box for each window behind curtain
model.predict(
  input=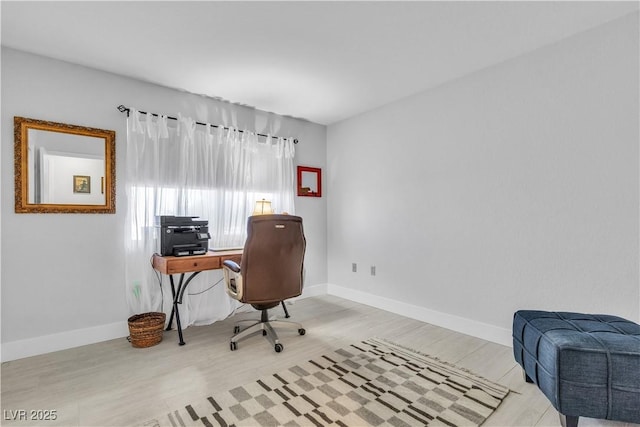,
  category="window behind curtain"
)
[124,110,295,323]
